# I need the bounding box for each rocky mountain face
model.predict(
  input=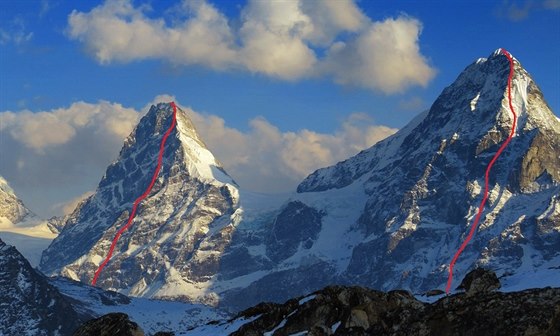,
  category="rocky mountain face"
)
[40,103,241,304]
[187,270,560,336]
[0,175,34,225]
[40,50,559,312]
[0,238,88,335]
[219,49,560,309]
